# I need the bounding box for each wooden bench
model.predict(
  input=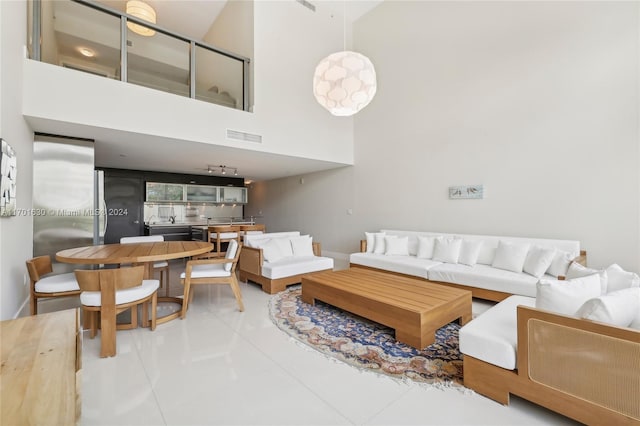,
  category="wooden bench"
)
[1,309,81,424]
